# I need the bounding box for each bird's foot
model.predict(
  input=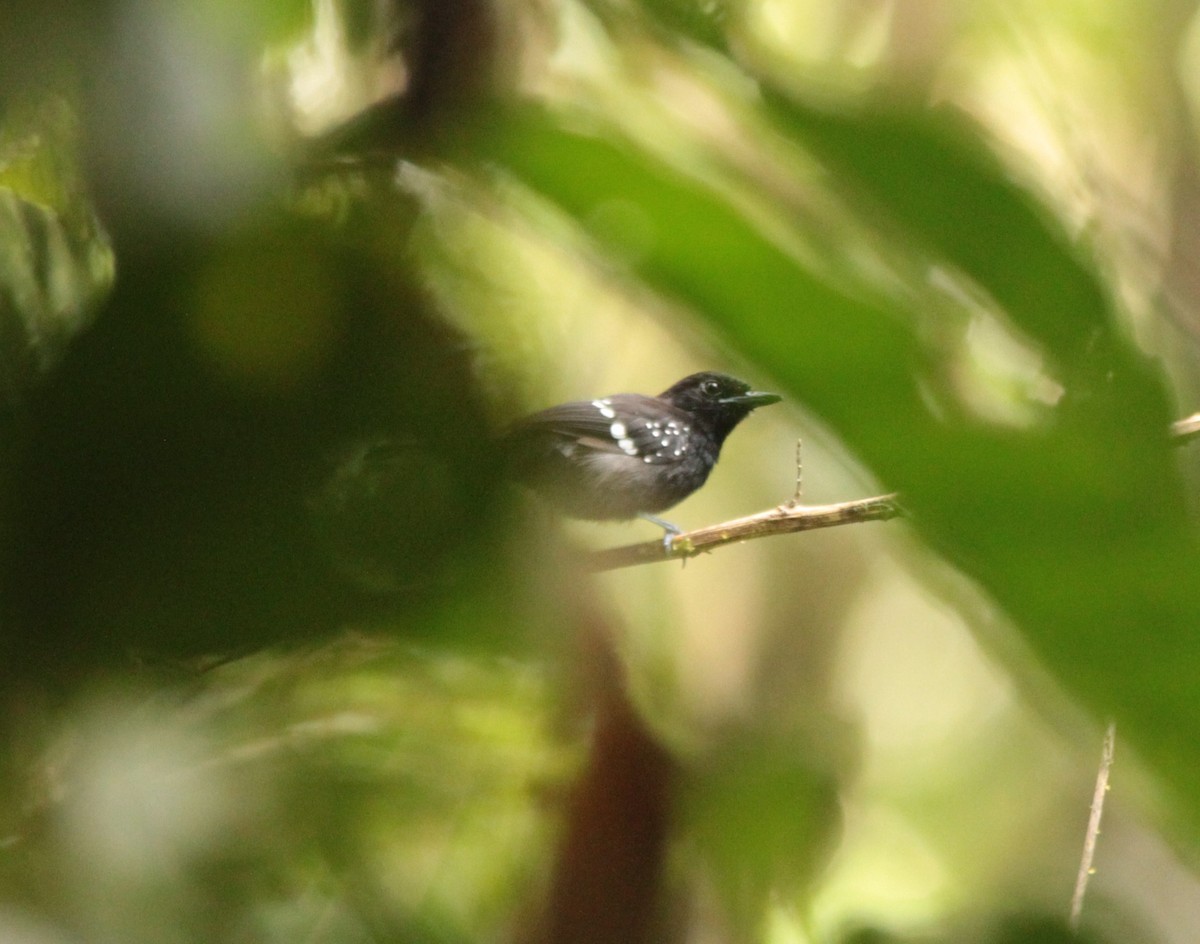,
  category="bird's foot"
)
[639,513,682,554]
